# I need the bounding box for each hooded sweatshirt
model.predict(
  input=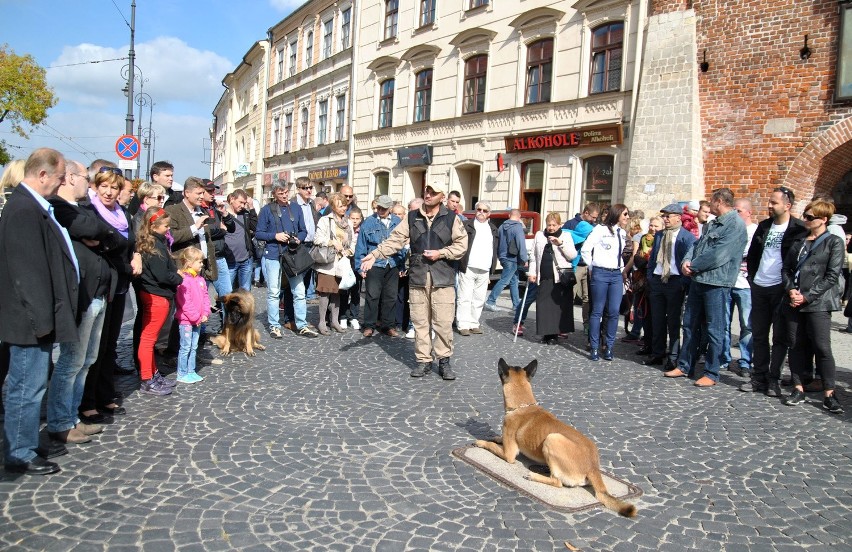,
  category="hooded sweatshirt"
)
[828,214,847,241]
